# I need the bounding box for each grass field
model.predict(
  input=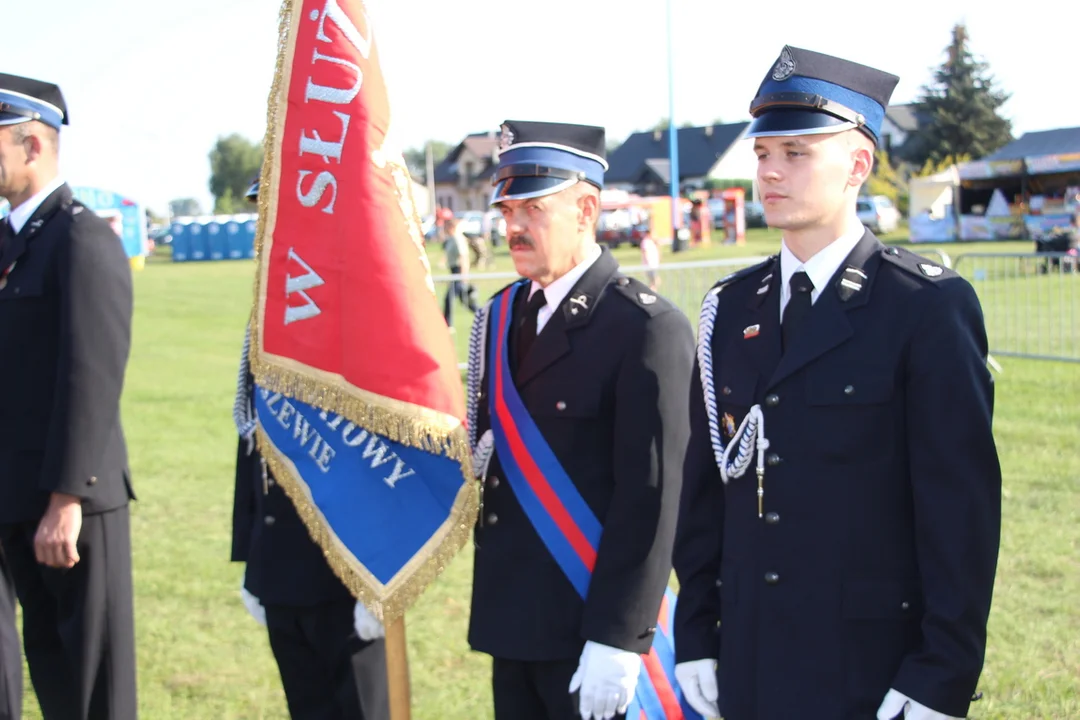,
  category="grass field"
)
[16,227,1080,719]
